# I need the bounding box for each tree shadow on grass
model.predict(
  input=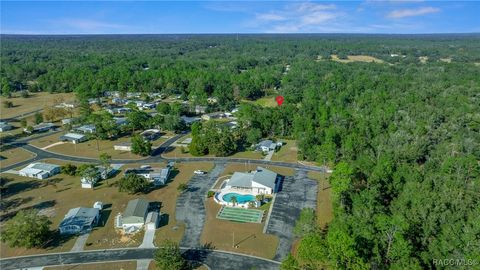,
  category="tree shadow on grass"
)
[0,196,34,212]
[2,179,42,199]
[0,199,56,222]
[44,230,76,250]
